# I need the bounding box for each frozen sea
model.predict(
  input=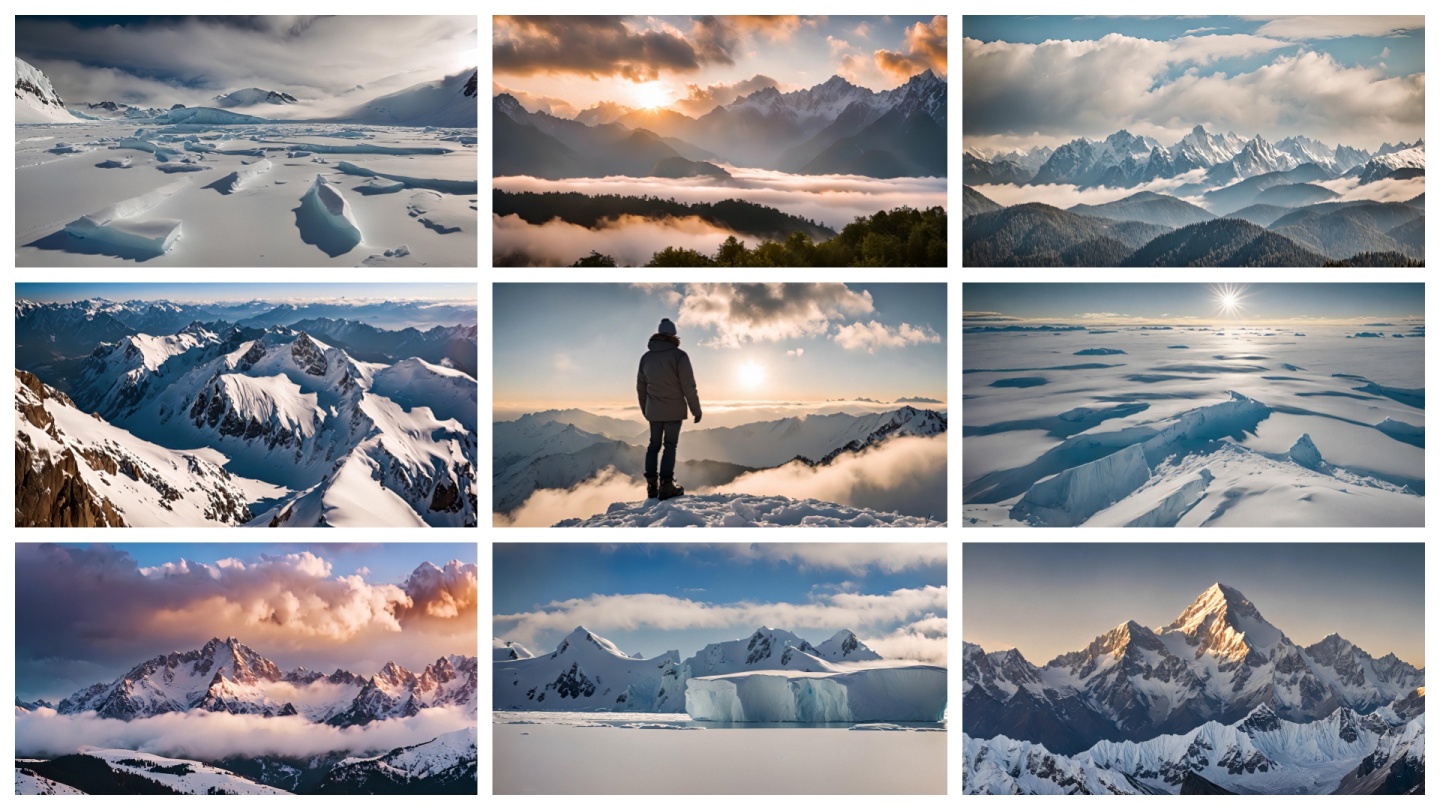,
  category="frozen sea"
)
[16,122,476,267]
[963,323,1424,527]
[493,712,946,794]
